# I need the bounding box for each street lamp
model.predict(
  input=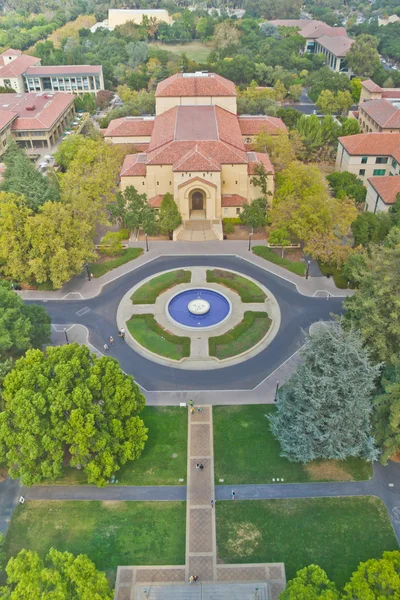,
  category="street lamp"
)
[274,380,280,402]
[64,328,69,344]
[248,231,253,252]
[85,262,91,281]
[145,232,149,252]
[305,260,311,280]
